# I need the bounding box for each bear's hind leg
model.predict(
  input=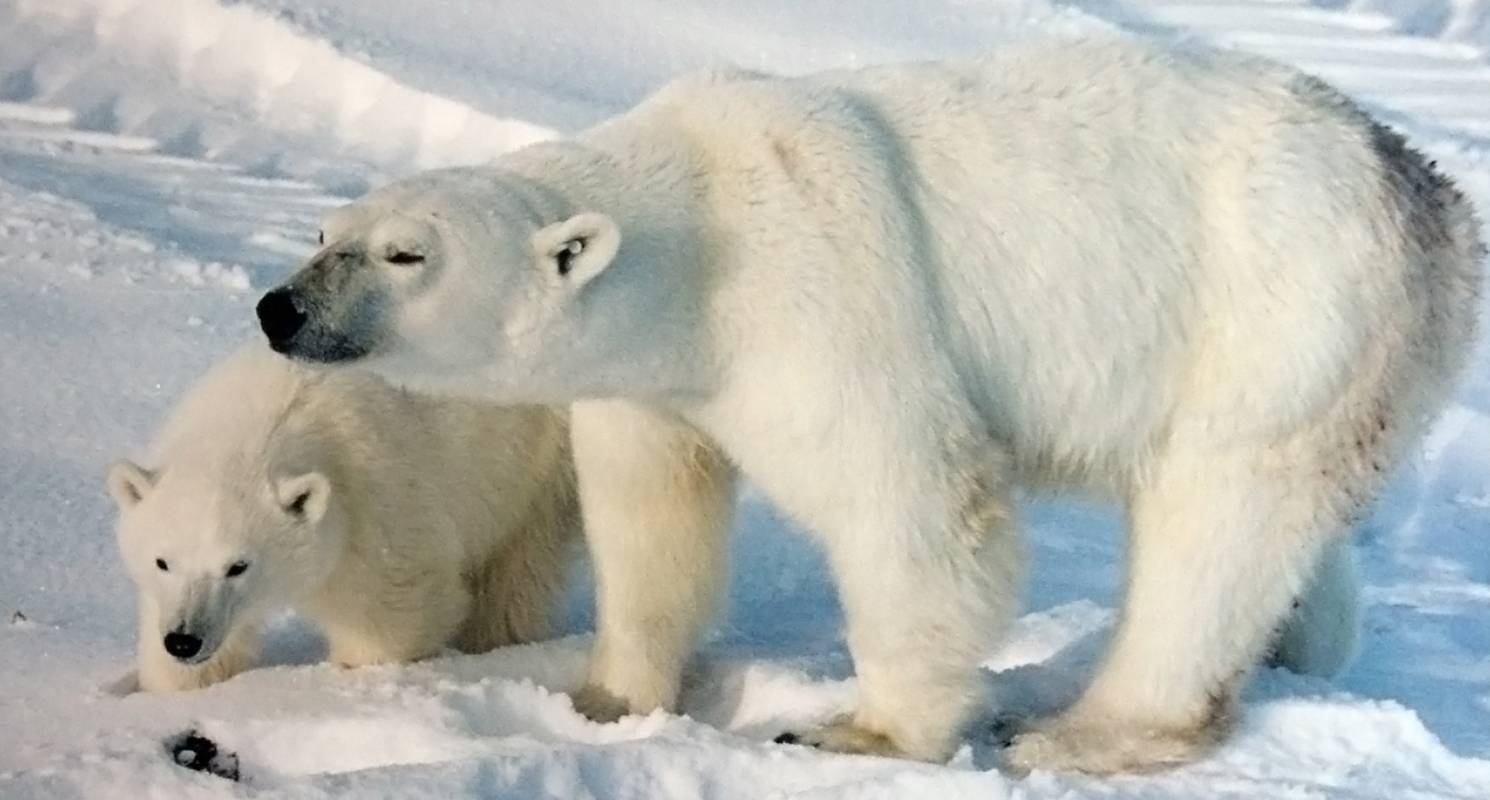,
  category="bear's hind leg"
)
[1006,430,1372,775]
[1267,538,1361,678]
